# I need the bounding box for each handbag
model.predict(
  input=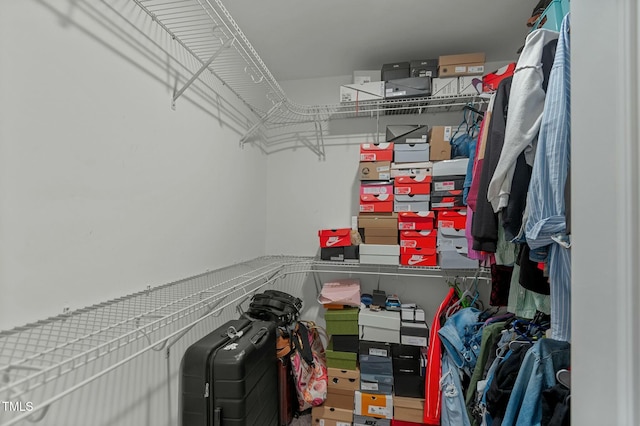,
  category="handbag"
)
[289,321,328,411]
[317,279,361,307]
